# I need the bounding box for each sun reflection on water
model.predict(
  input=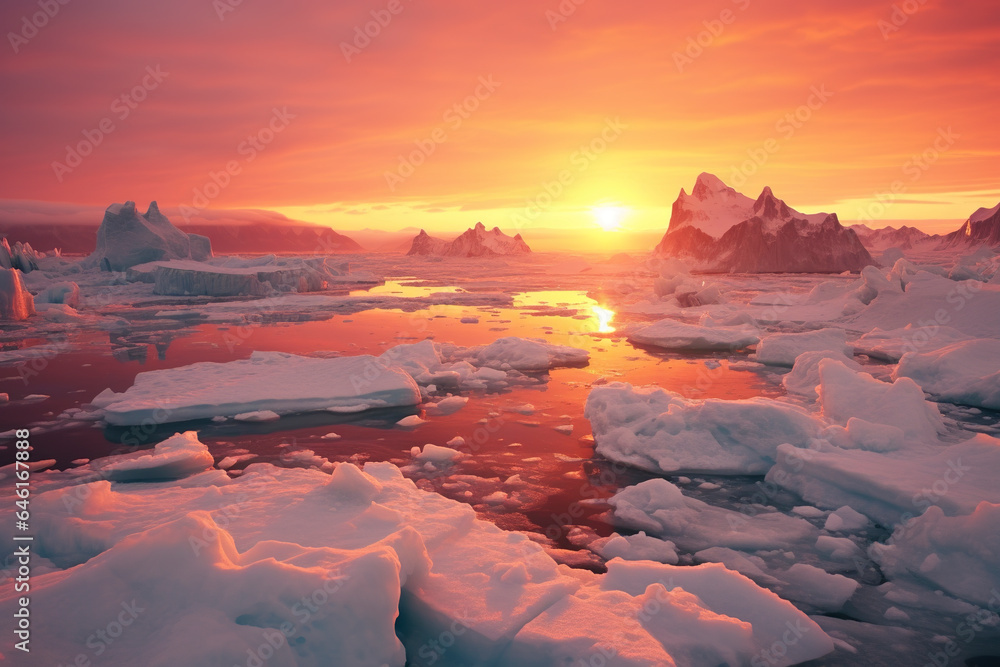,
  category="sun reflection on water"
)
[592,305,616,333]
